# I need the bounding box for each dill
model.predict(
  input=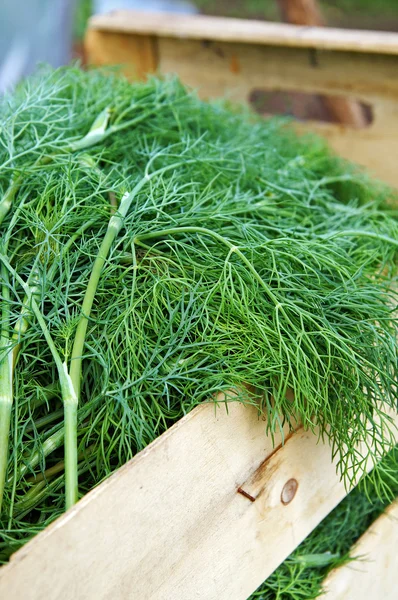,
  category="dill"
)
[0,66,397,561]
